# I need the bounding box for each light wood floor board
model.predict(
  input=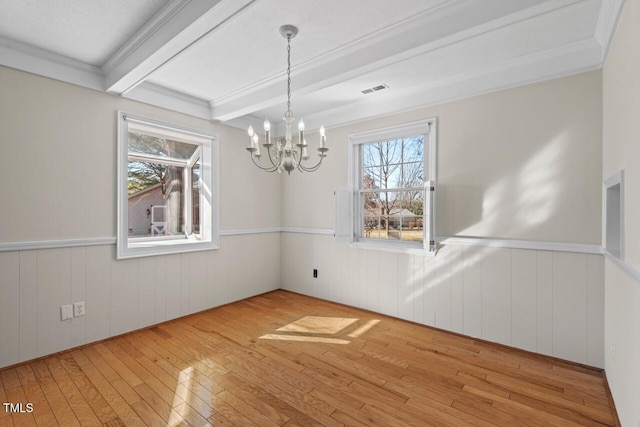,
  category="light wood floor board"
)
[0,290,618,426]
